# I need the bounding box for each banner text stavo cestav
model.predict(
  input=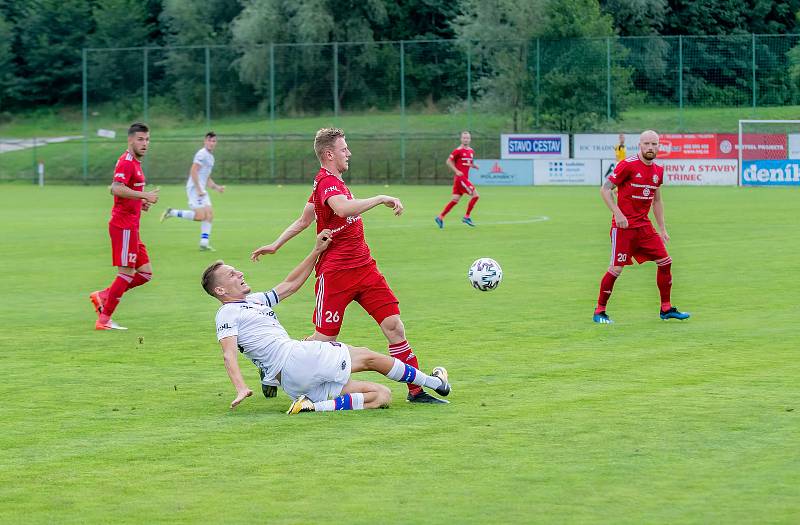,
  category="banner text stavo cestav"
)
[501,134,569,159]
